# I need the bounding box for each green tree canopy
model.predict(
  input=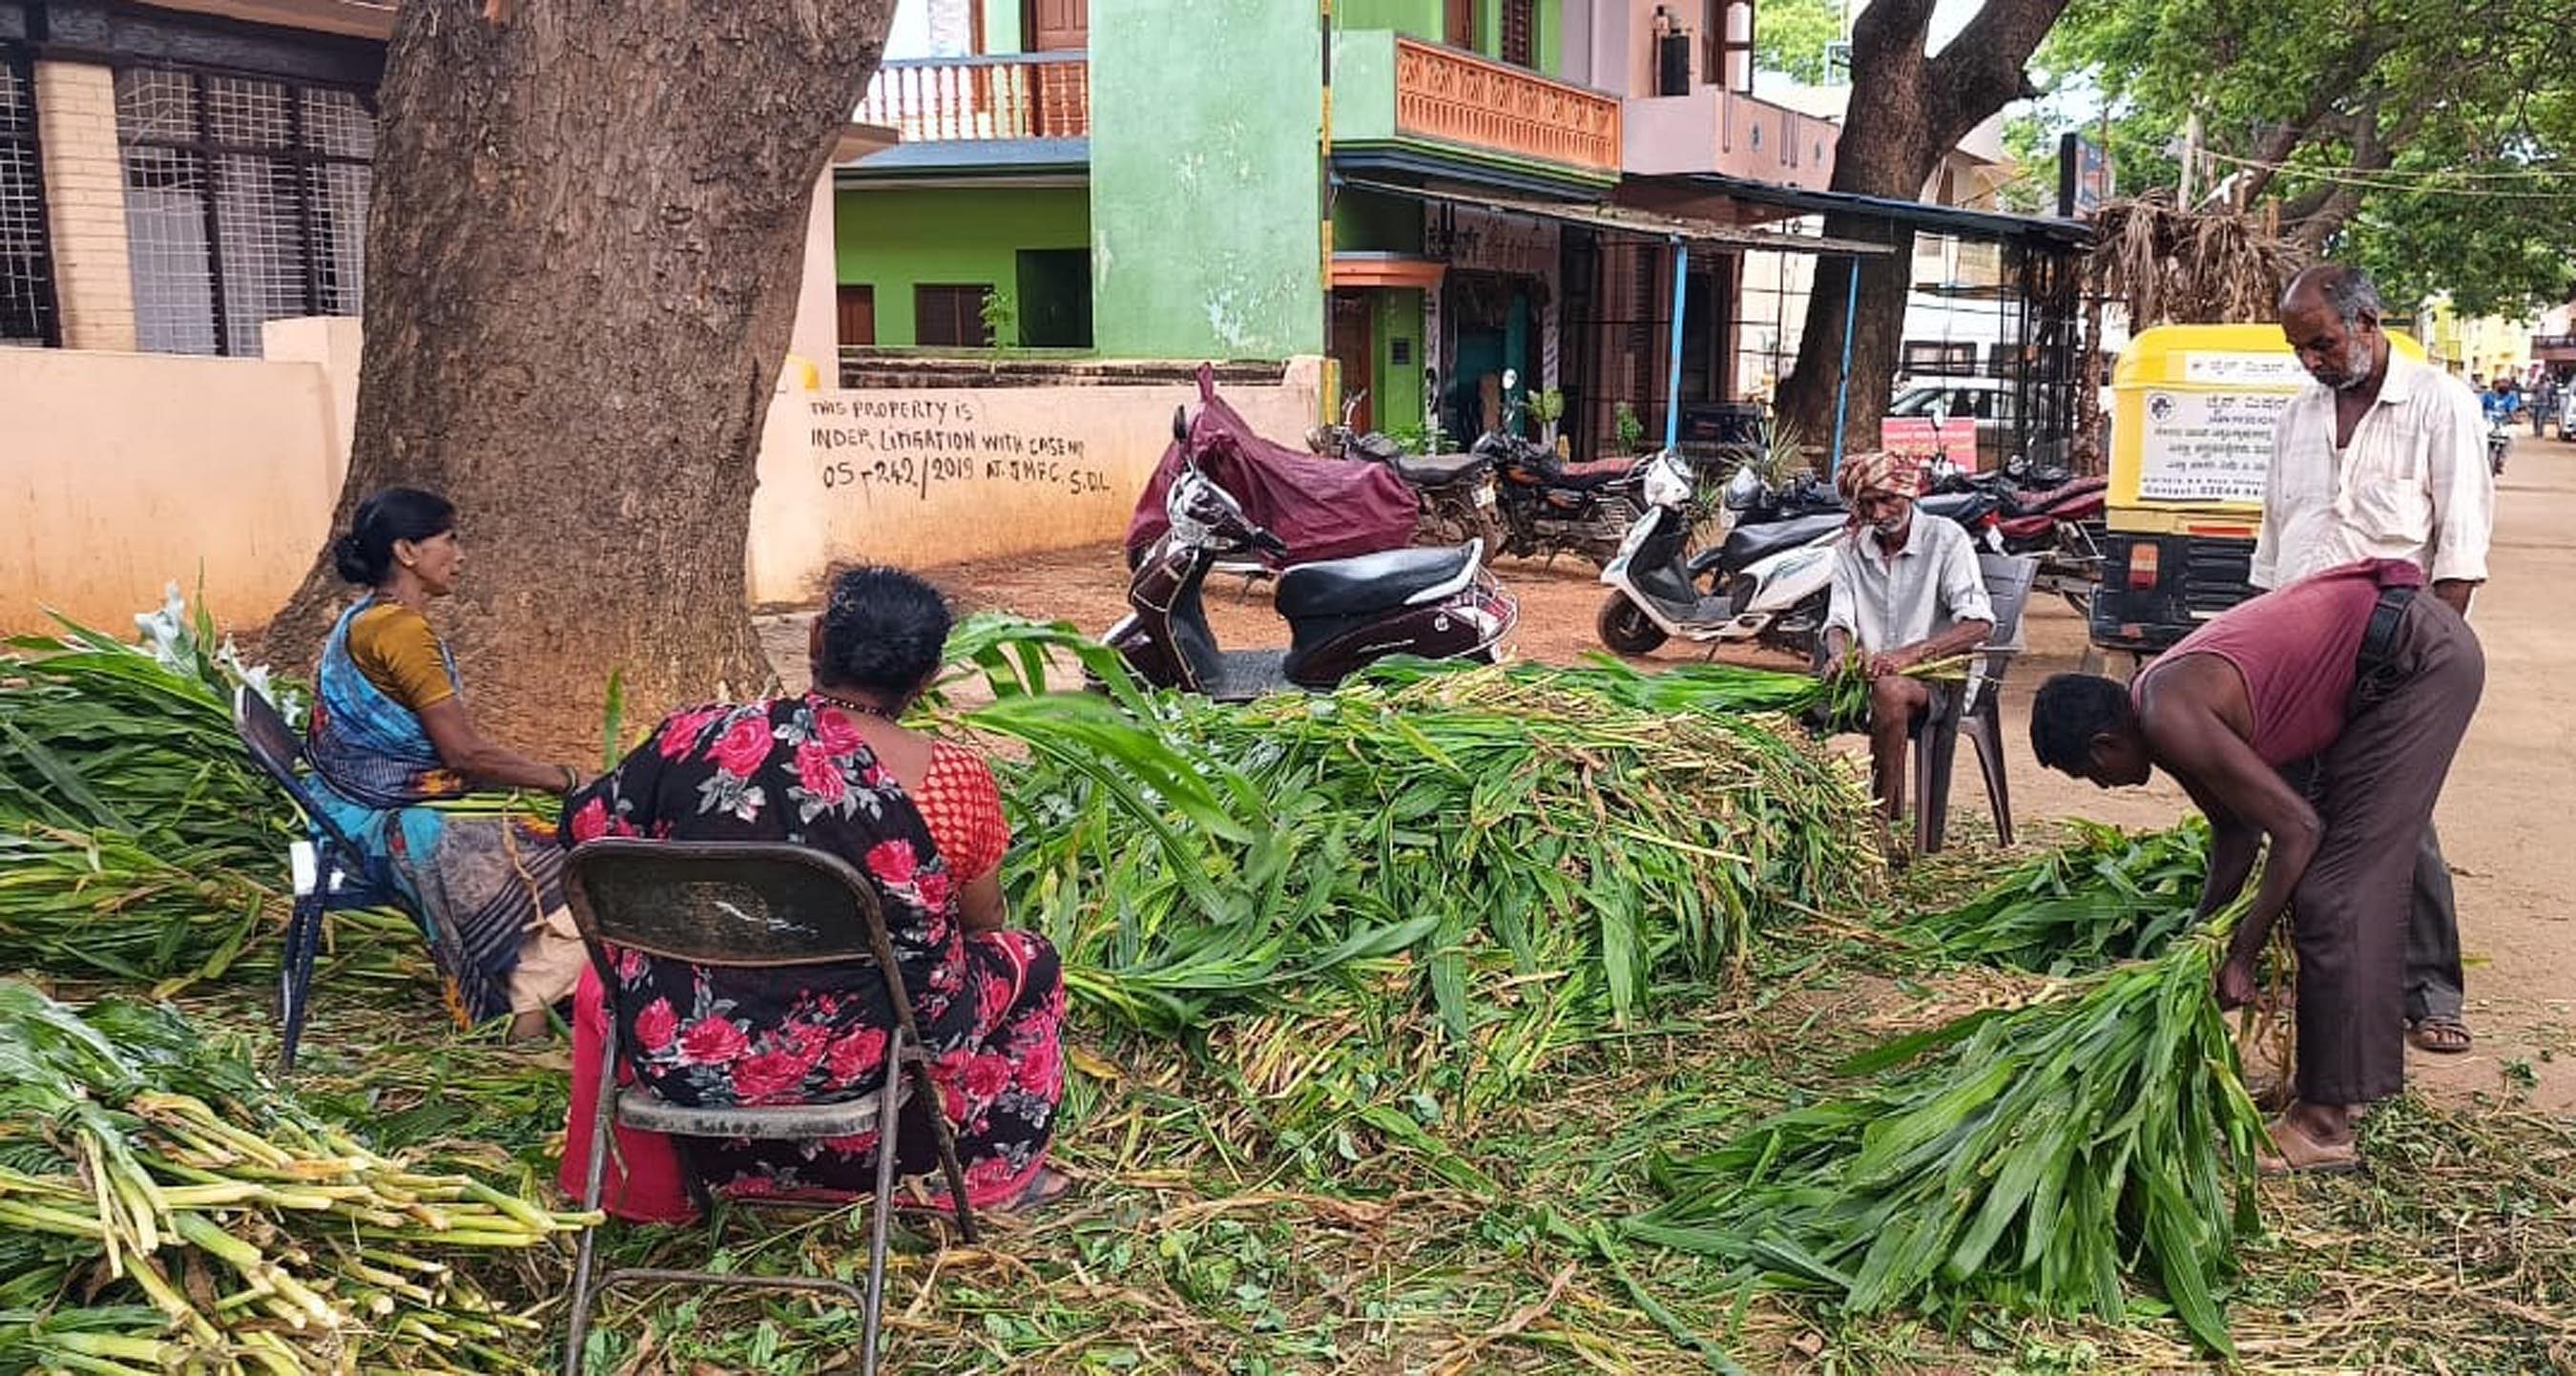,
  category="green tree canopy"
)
[2033,0,2575,317]
[1753,0,1845,85]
